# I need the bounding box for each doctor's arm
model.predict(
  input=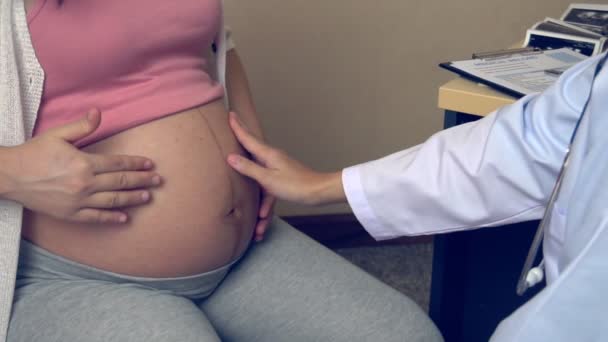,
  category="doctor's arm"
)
[228,54,601,240]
